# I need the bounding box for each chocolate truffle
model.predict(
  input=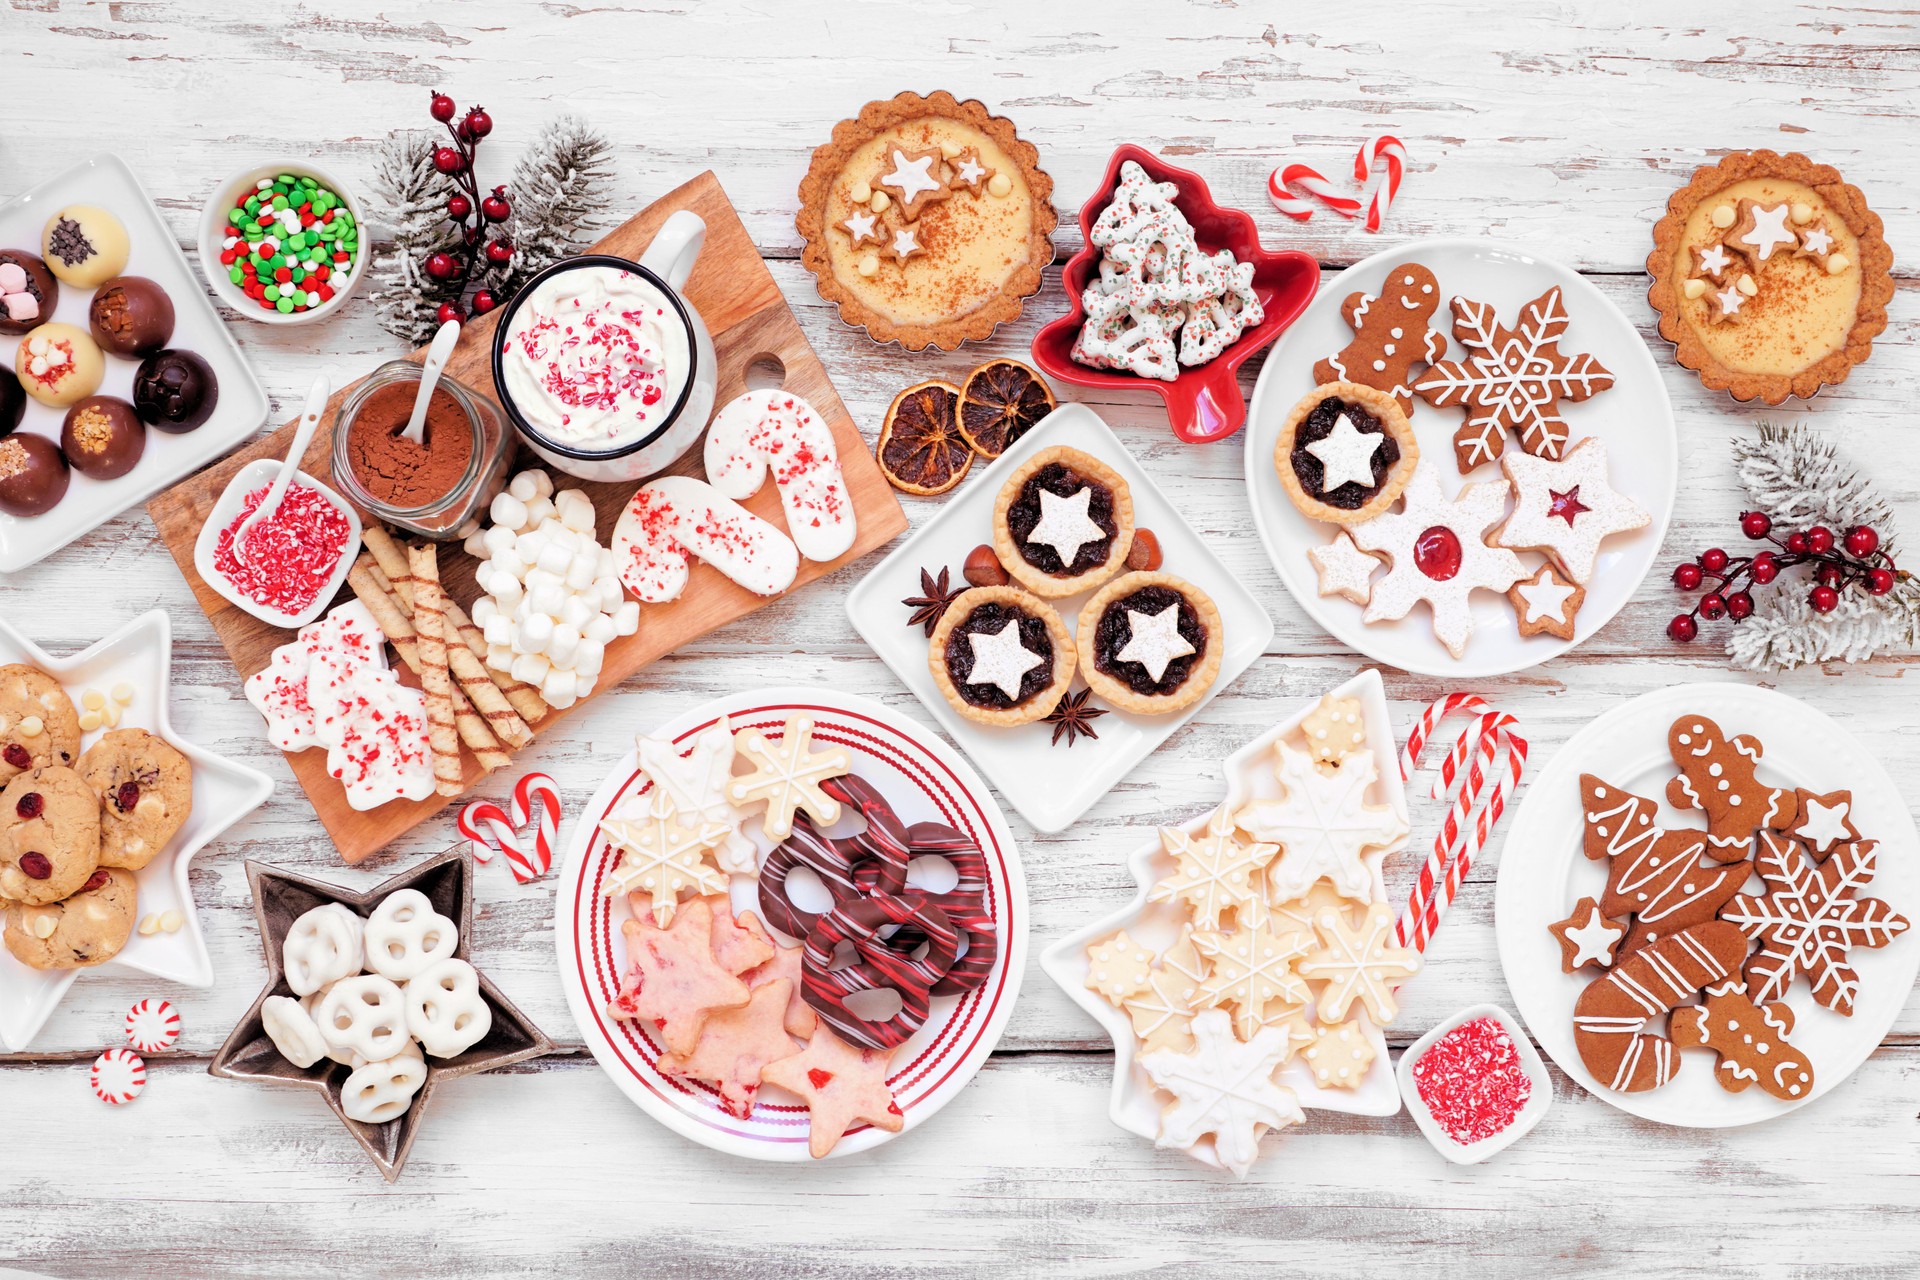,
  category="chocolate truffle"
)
[61,396,145,480]
[0,434,71,517]
[0,250,59,334]
[0,369,23,439]
[42,205,129,289]
[132,349,218,432]
[88,276,175,357]
[15,322,106,408]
